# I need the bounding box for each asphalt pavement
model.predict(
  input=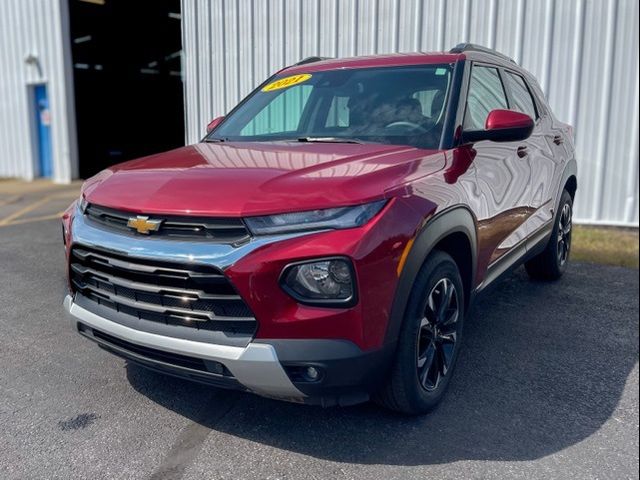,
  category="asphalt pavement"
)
[0,183,638,480]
